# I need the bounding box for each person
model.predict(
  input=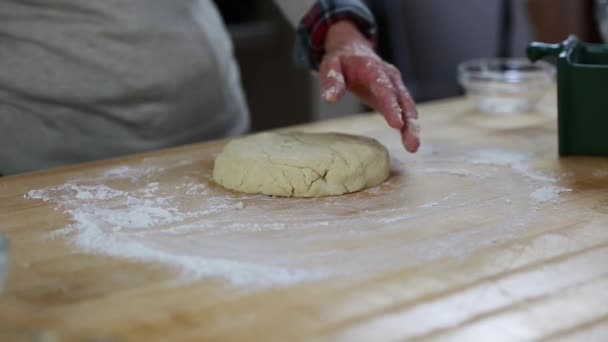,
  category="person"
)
[0,0,420,176]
